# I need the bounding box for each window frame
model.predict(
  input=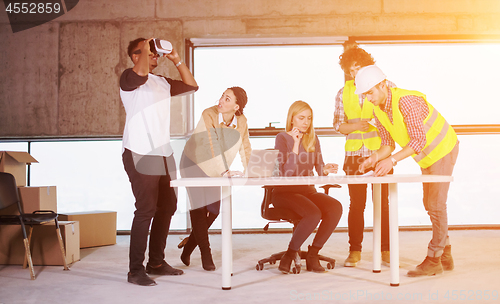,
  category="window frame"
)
[186,34,500,138]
